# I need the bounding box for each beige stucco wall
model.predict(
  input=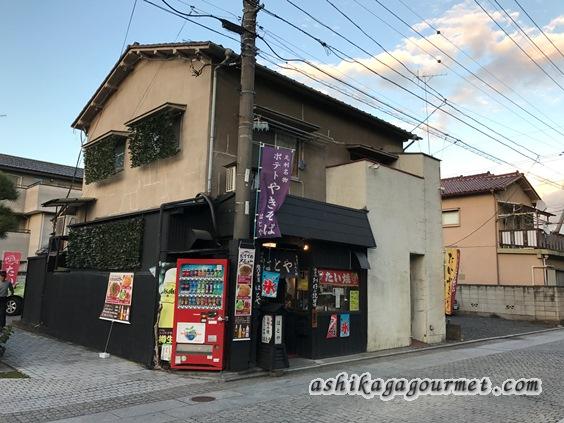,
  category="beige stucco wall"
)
[498,252,544,285]
[211,68,405,202]
[84,59,213,219]
[327,155,445,351]
[442,193,499,285]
